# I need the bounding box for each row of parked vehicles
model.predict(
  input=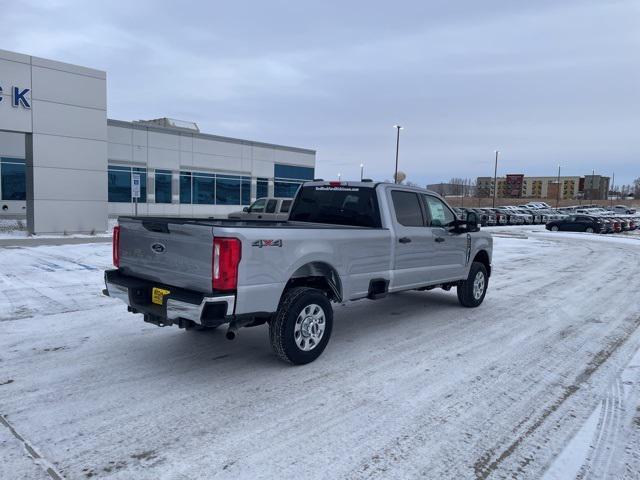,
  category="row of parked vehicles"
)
[545,206,638,233]
[452,205,563,226]
[452,202,639,234]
